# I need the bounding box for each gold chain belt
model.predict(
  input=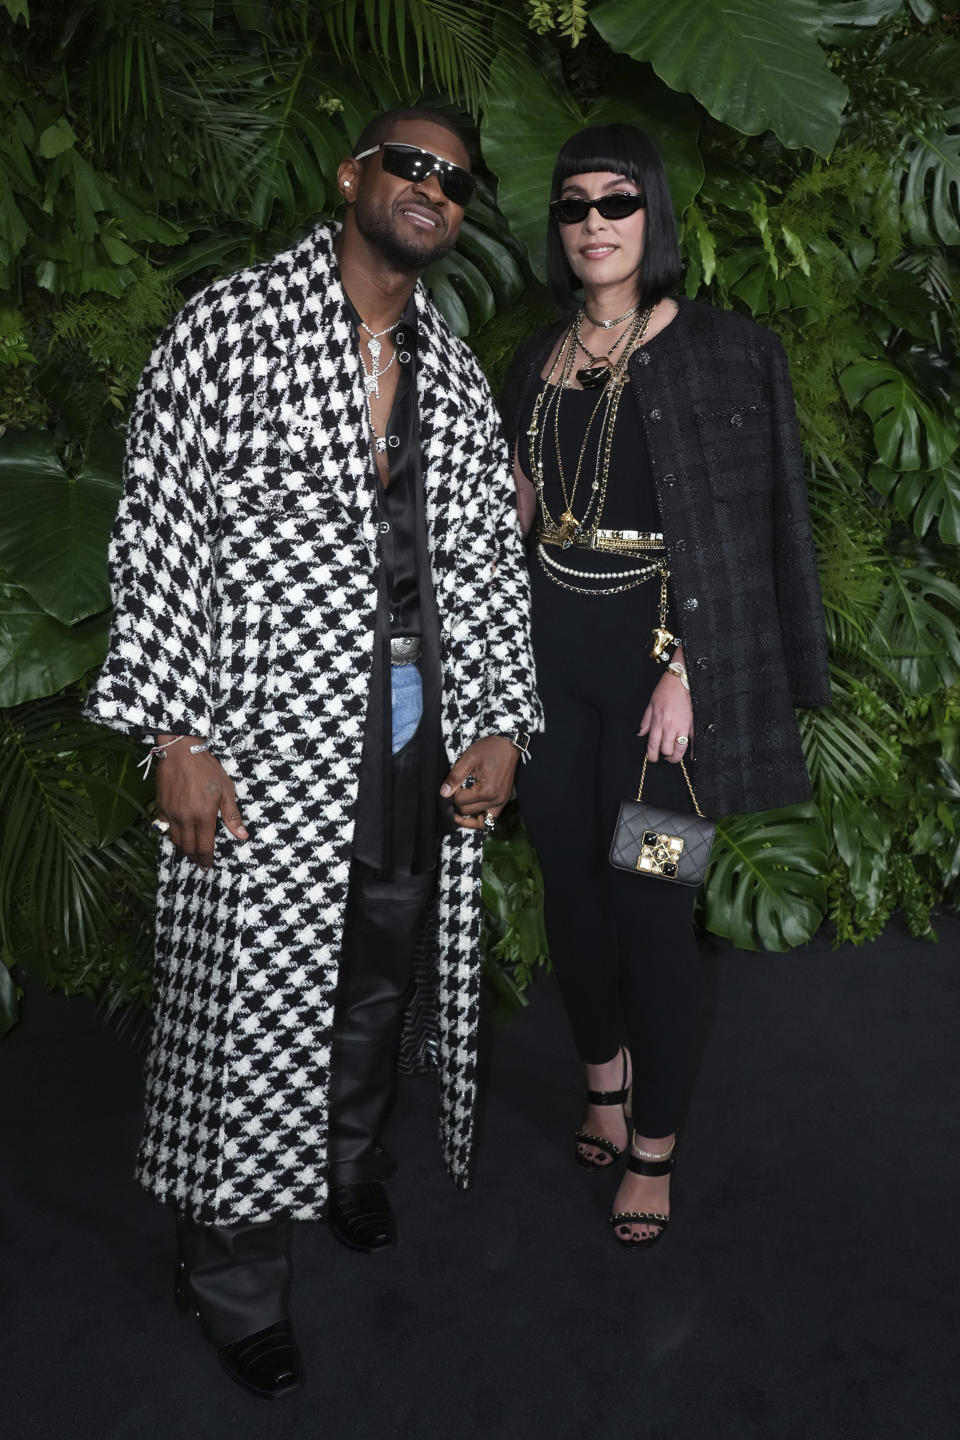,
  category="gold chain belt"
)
[537,526,666,556]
